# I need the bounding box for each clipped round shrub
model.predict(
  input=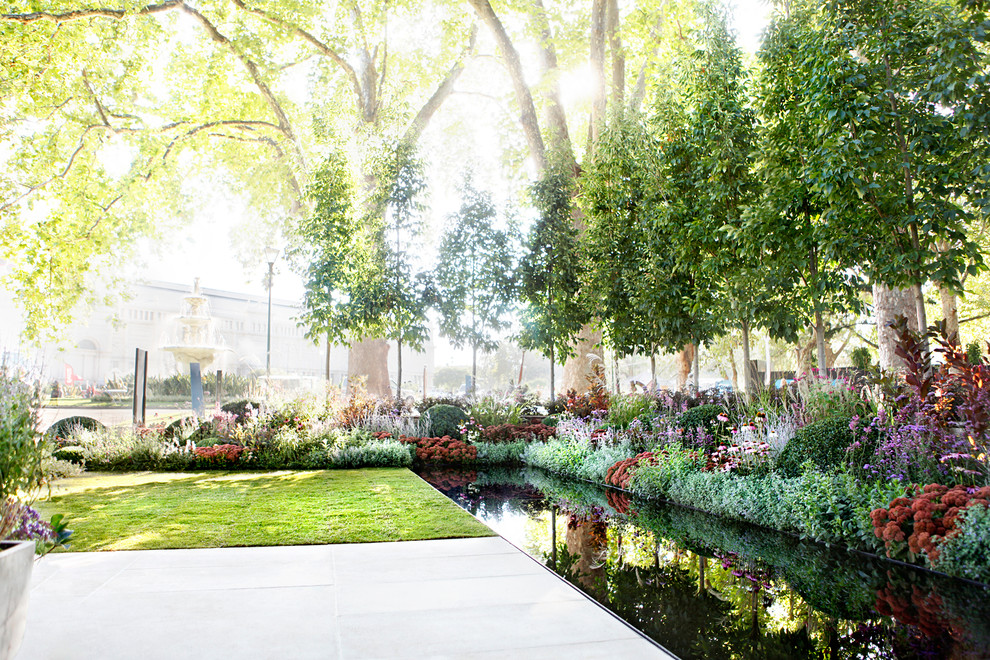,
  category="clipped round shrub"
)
[425,404,468,440]
[542,415,559,427]
[53,446,86,464]
[45,416,105,442]
[220,399,261,422]
[776,415,853,477]
[674,404,723,435]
